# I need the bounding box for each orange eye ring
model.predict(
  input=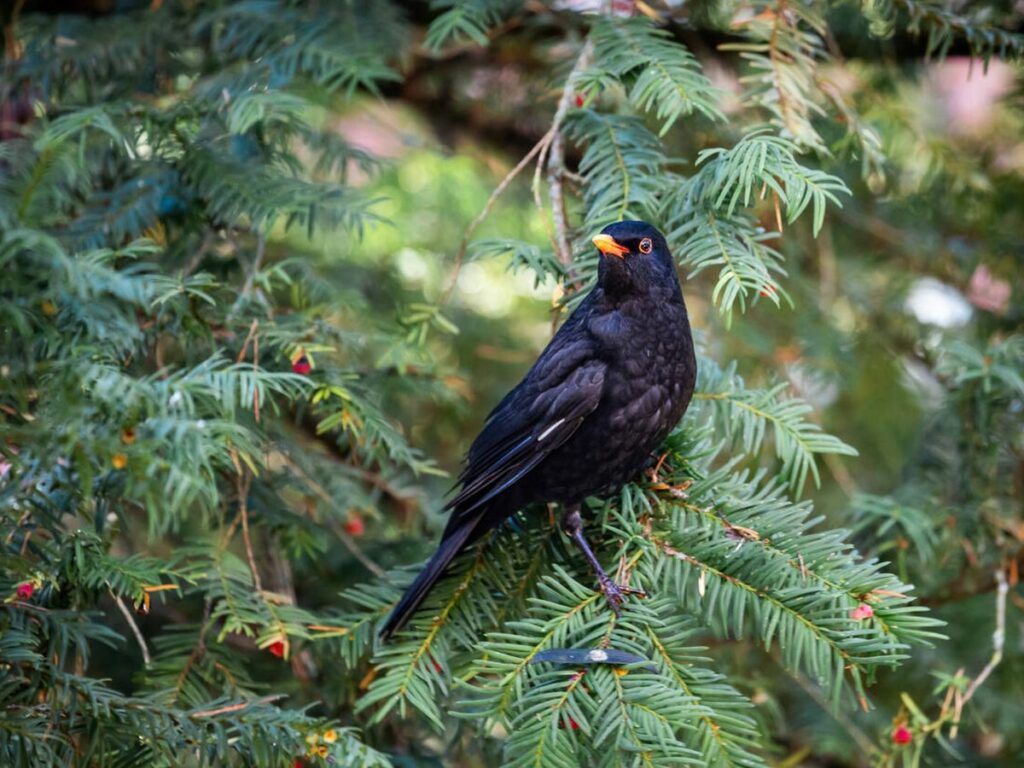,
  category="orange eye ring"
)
[639,238,653,254]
